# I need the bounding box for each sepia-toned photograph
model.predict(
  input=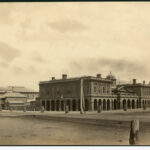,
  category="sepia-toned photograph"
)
[0,1,150,146]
